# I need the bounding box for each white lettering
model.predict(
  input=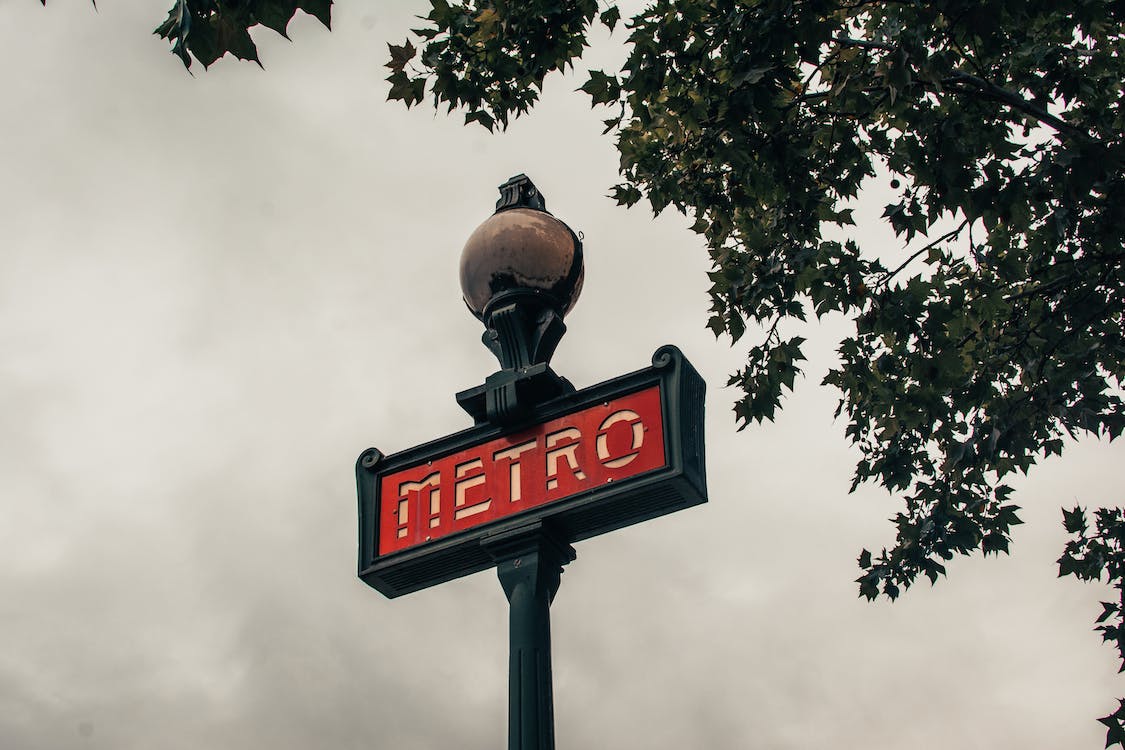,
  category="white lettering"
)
[453,458,491,520]
[596,409,644,469]
[493,440,537,503]
[545,427,586,491]
[398,472,440,537]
